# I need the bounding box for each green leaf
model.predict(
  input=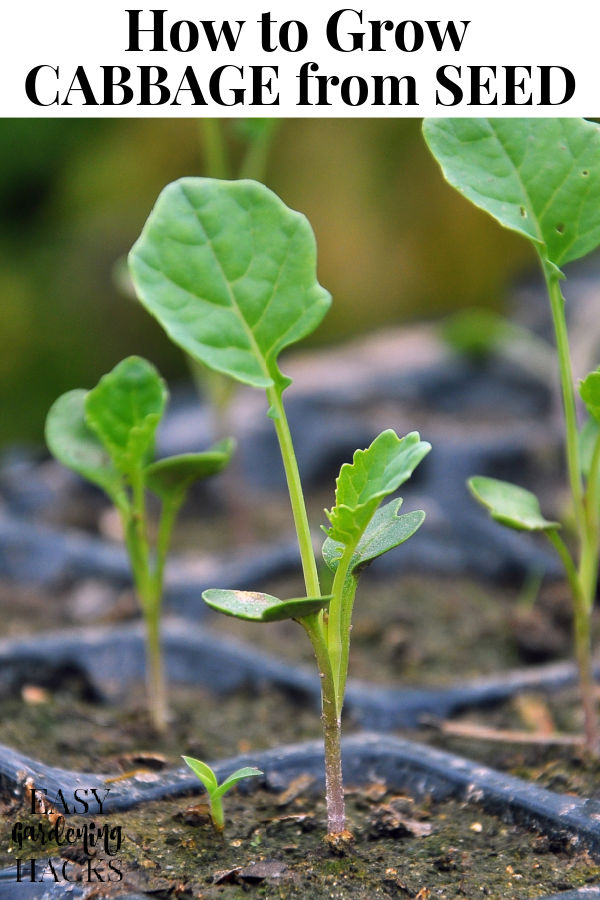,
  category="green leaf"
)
[85,357,167,476]
[129,178,331,391]
[202,589,332,623]
[323,499,425,574]
[423,118,600,268]
[580,418,600,479]
[468,476,559,532]
[324,430,431,546]
[580,370,600,424]
[45,389,124,503]
[213,767,263,800]
[182,756,218,794]
[145,438,235,502]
